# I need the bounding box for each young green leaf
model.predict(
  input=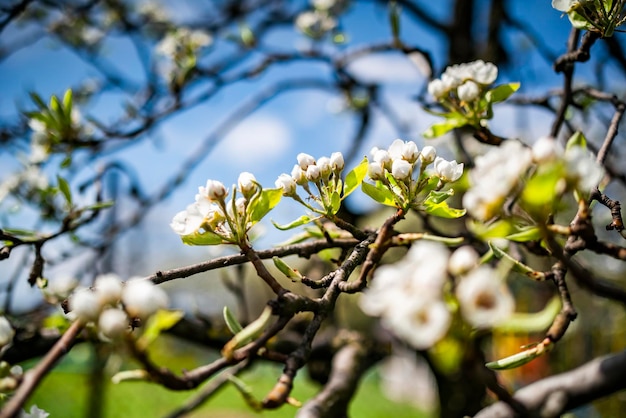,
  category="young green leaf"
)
[56,175,73,207]
[272,256,303,282]
[222,306,273,359]
[505,226,543,242]
[181,231,224,246]
[248,188,282,224]
[272,215,315,230]
[566,131,587,150]
[421,199,466,219]
[343,157,368,198]
[137,309,185,350]
[423,117,467,138]
[223,306,244,335]
[485,82,520,104]
[361,181,398,207]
